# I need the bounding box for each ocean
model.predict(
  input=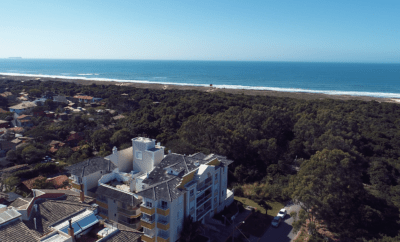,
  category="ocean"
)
[0,59,399,98]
